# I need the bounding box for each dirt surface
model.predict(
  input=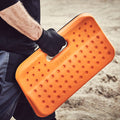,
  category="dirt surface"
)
[11,0,120,120]
[41,0,120,120]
